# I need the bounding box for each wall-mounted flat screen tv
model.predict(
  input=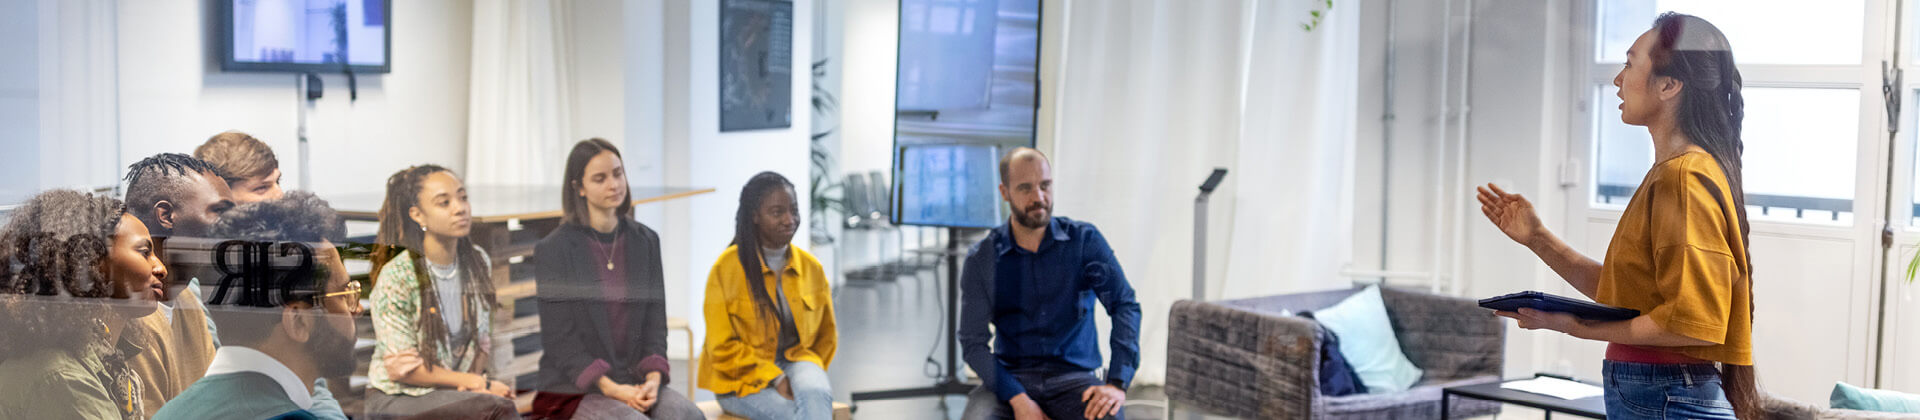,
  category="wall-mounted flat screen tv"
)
[222,0,391,73]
